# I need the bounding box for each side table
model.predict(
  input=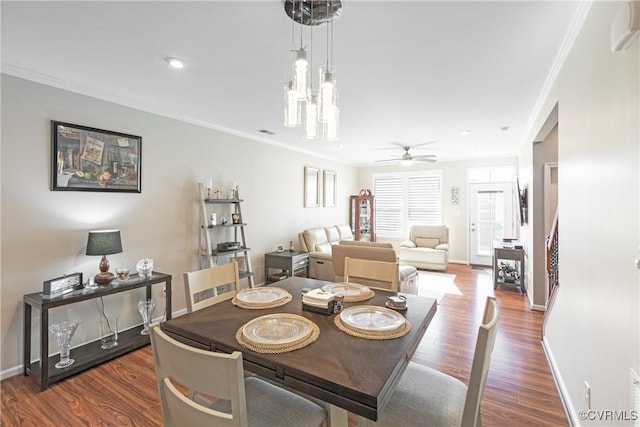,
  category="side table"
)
[264,251,309,284]
[493,244,525,293]
[23,271,172,391]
